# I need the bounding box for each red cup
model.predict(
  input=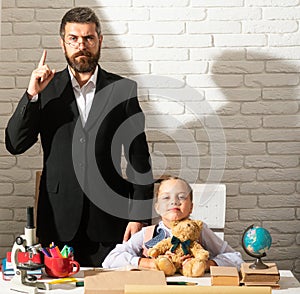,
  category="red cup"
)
[44,255,80,278]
